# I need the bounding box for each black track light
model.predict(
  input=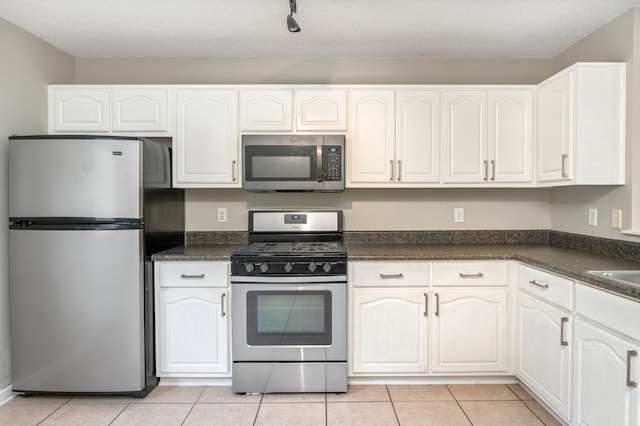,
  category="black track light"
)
[287,0,301,32]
